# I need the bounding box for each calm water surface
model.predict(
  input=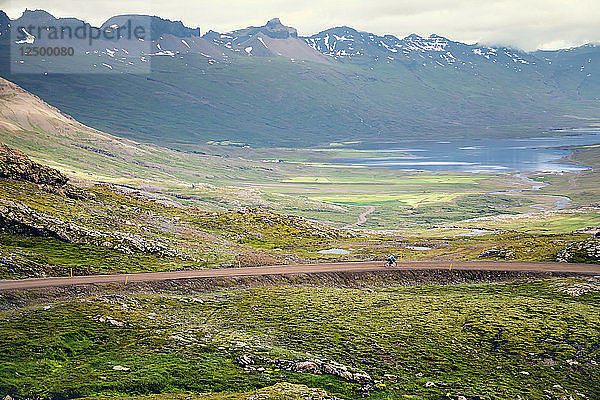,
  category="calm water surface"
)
[338,133,600,173]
